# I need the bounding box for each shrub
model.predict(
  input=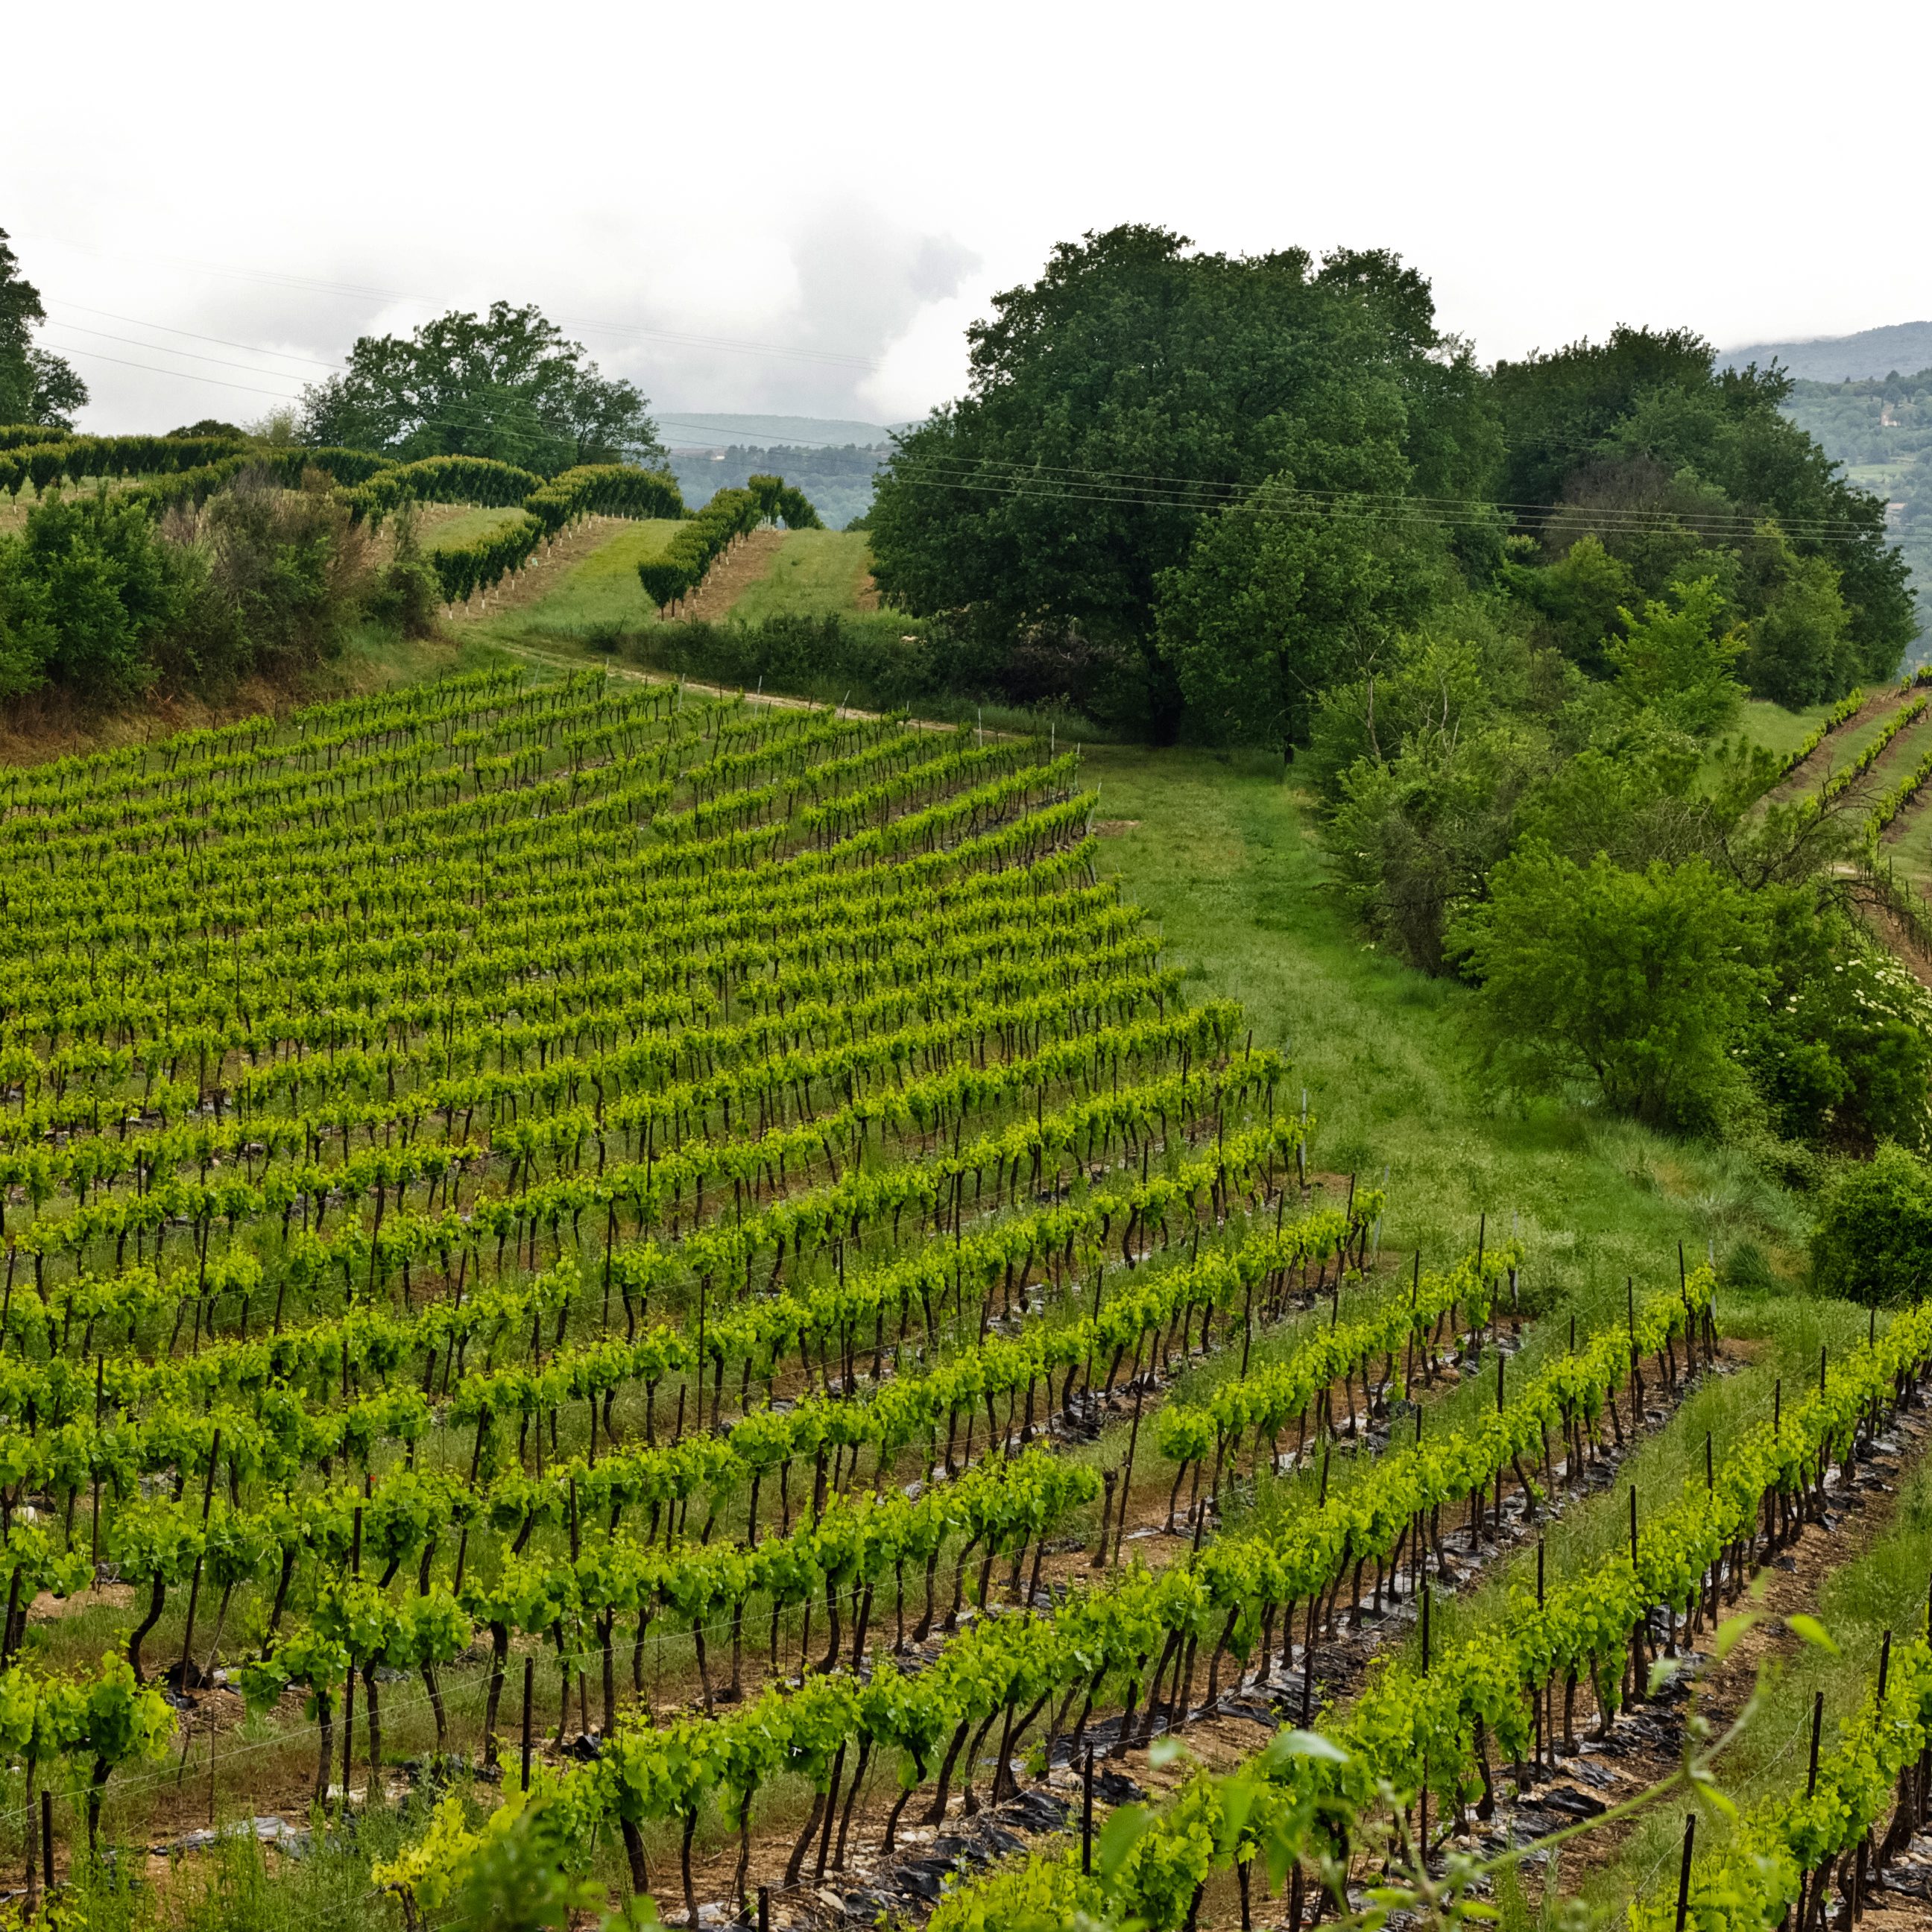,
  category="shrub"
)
[0,487,192,700]
[1450,840,1760,1130]
[634,613,944,711]
[197,468,374,676]
[362,506,440,639]
[1810,1143,1932,1307]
